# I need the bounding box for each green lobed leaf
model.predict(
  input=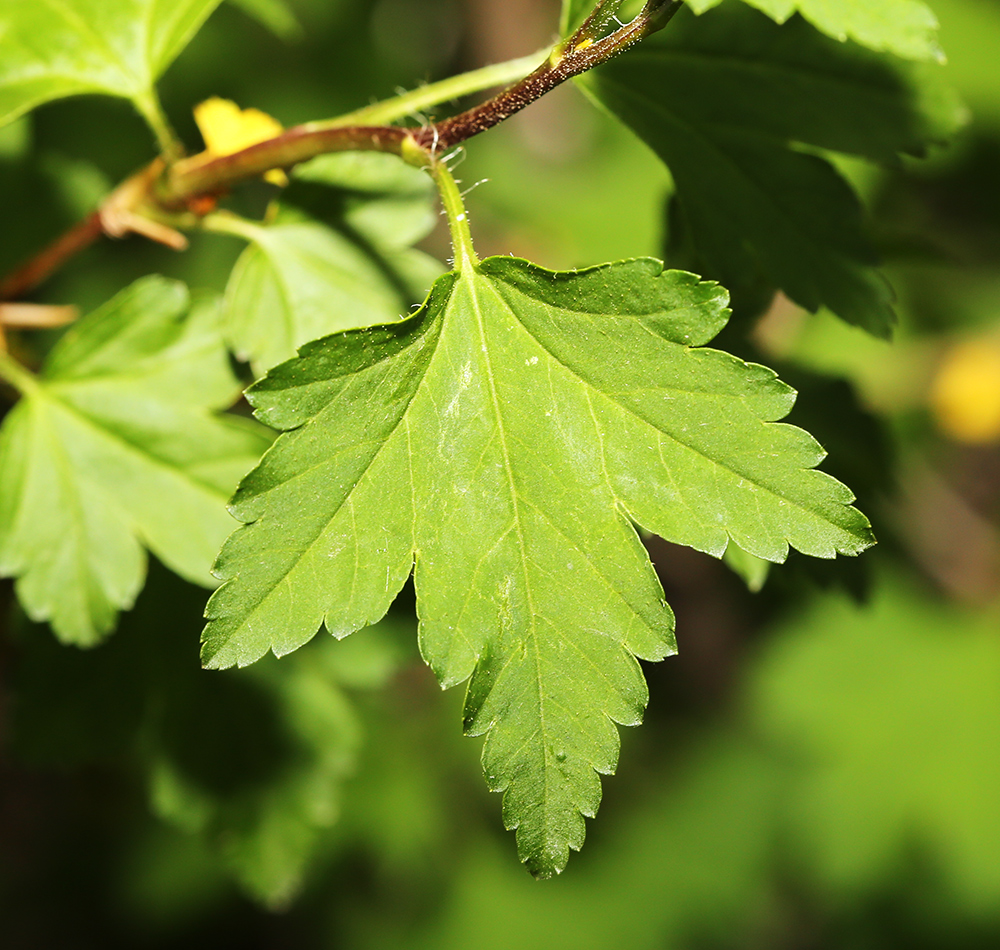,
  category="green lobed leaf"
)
[579,4,963,333]
[218,213,435,376]
[685,0,943,62]
[0,276,270,646]
[219,153,444,375]
[0,0,223,128]
[202,255,872,876]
